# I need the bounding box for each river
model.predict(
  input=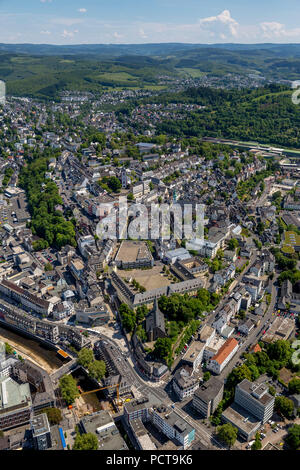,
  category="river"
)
[0,325,65,374]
